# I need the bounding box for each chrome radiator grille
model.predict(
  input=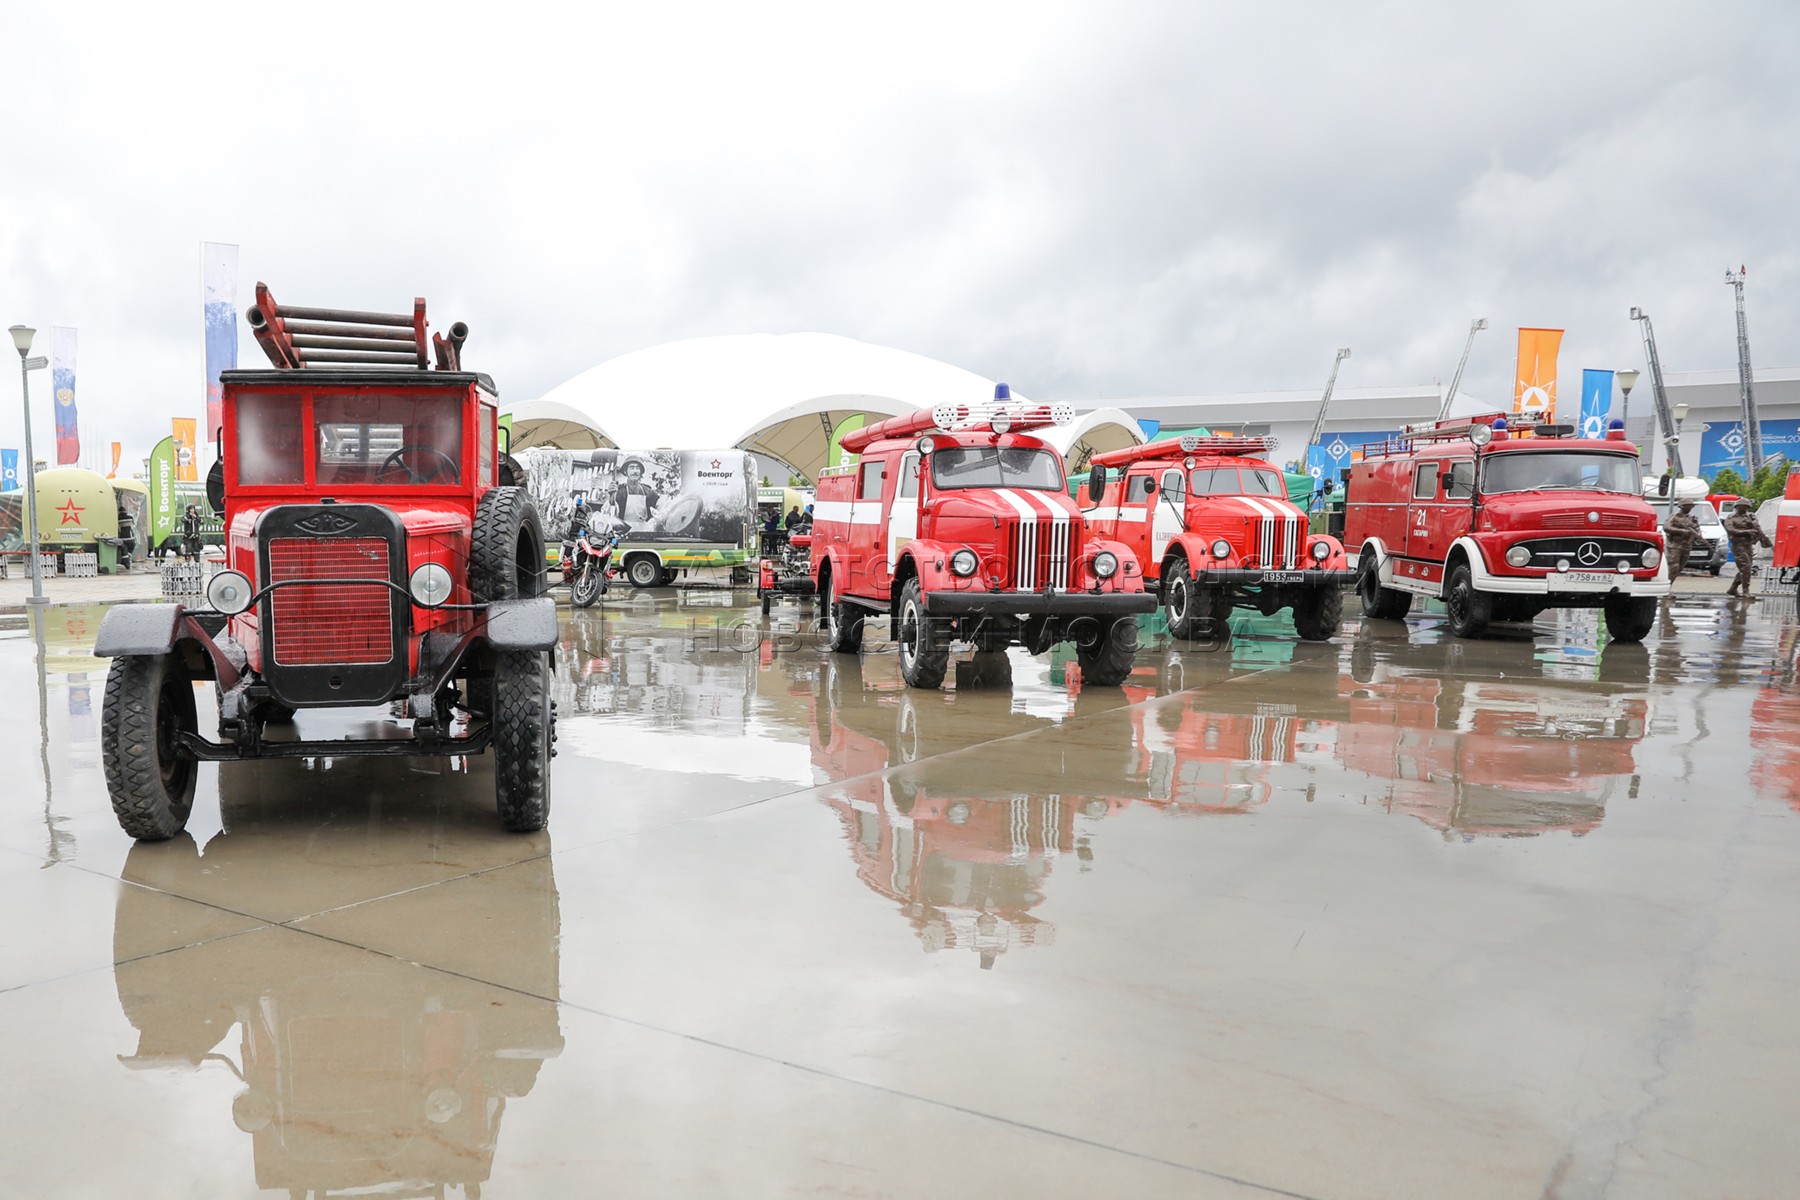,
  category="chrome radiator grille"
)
[1009,518,1071,590]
